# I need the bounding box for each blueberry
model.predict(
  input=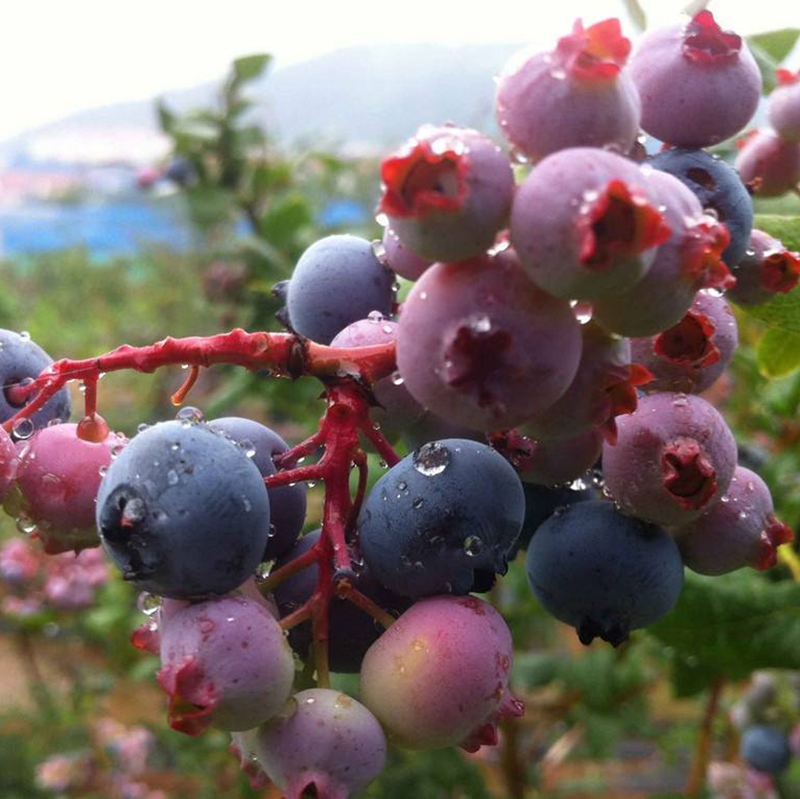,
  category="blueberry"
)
[96,420,270,599]
[741,725,792,775]
[526,500,684,645]
[286,234,395,345]
[648,147,753,267]
[358,439,525,598]
[0,329,71,433]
